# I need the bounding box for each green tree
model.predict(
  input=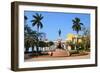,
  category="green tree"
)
[82,27,90,51]
[47,41,54,46]
[72,17,83,34]
[29,31,38,52]
[24,15,31,53]
[38,41,46,51]
[24,36,32,53]
[46,41,54,51]
[31,13,44,53]
[24,15,38,53]
[24,30,37,53]
[31,13,43,32]
[72,17,83,50]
